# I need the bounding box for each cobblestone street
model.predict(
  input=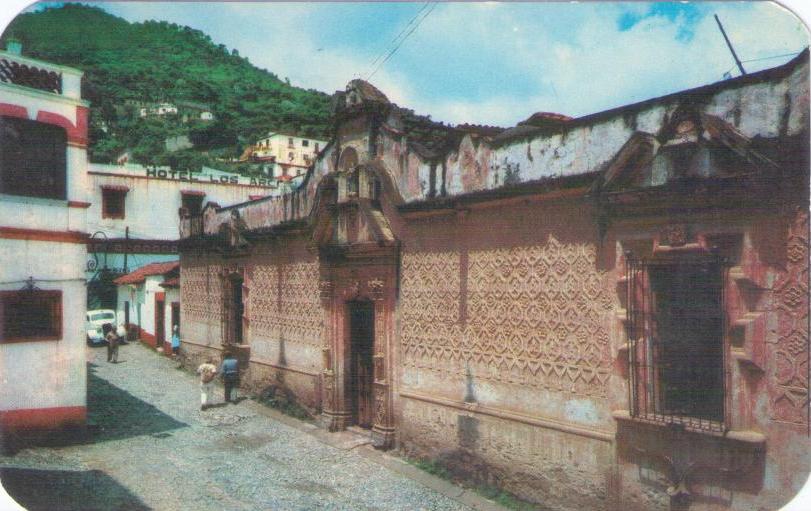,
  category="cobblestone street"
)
[0,343,485,511]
